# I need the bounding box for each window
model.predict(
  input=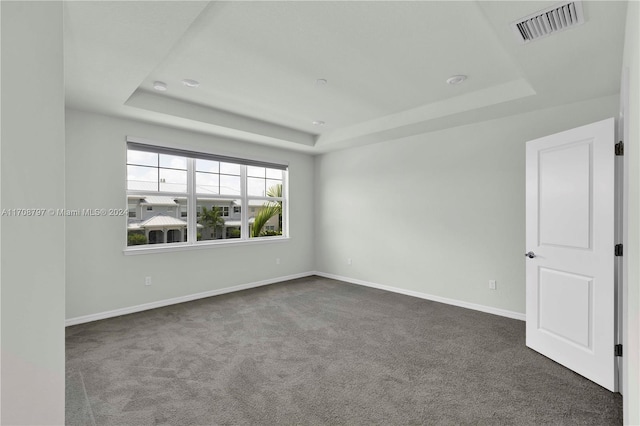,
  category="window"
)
[246,166,283,238]
[126,140,287,249]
